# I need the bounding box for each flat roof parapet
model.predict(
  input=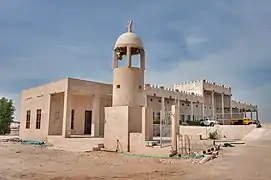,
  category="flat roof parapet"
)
[177,79,202,86]
[145,83,201,97]
[175,79,231,89]
[232,100,257,108]
[203,79,231,89]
